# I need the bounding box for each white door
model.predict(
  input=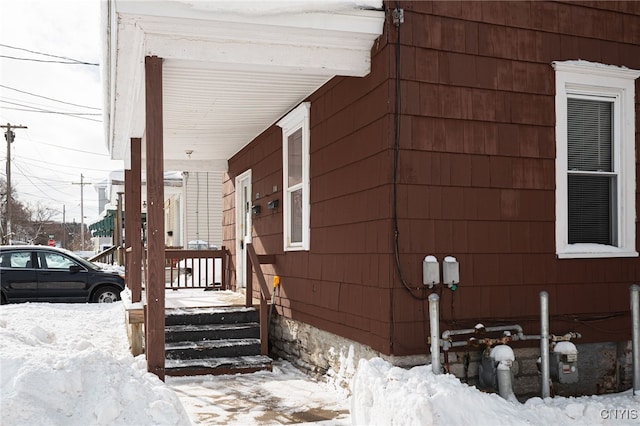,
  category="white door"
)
[235,170,252,290]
